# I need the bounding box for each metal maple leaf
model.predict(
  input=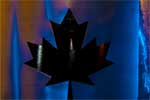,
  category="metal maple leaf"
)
[25,9,113,99]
